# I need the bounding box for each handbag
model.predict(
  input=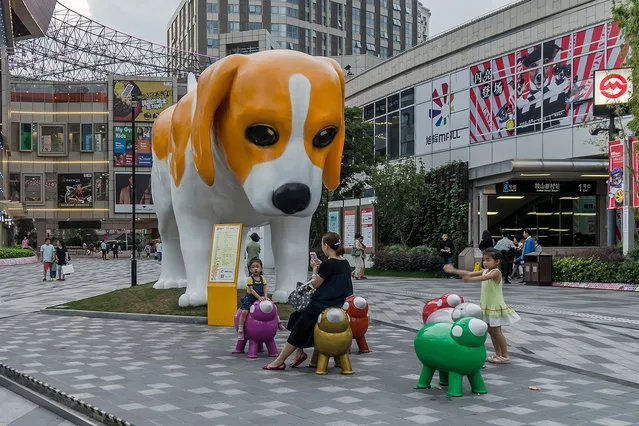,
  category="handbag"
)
[287,280,315,312]
[351,248,362,257]
[62,264,74,275]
